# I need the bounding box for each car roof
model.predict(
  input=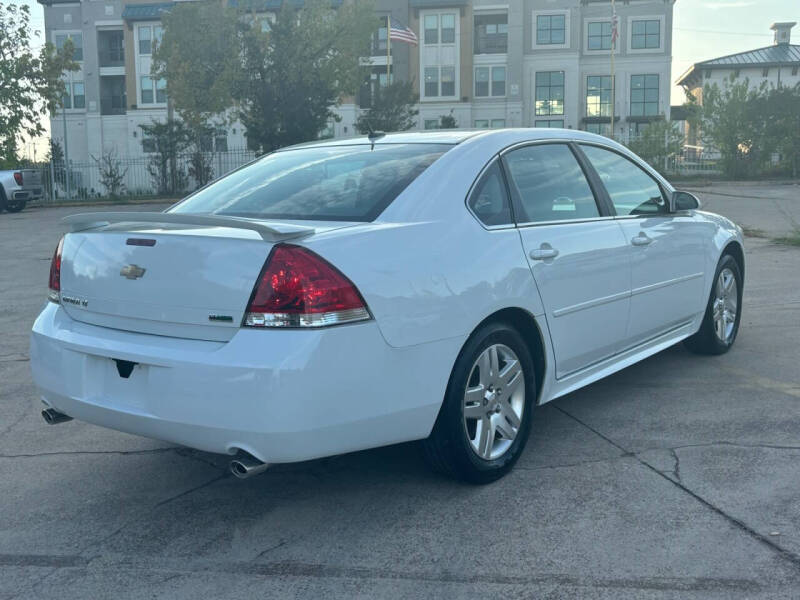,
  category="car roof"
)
[278,128,623,151]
